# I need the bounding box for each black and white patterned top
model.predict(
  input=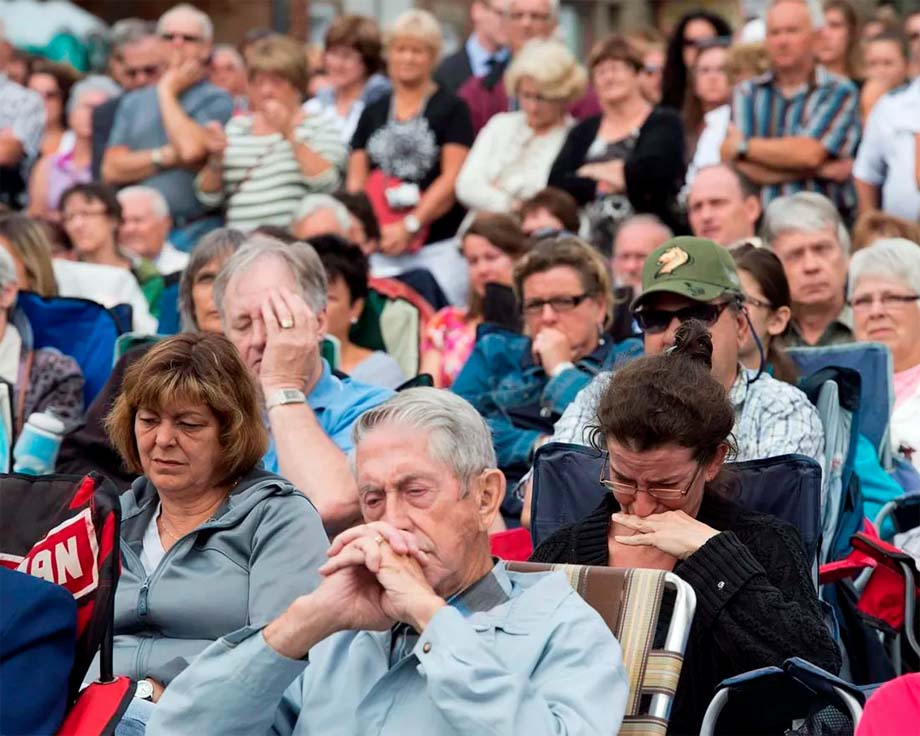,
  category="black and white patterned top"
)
[0,75,46,161]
